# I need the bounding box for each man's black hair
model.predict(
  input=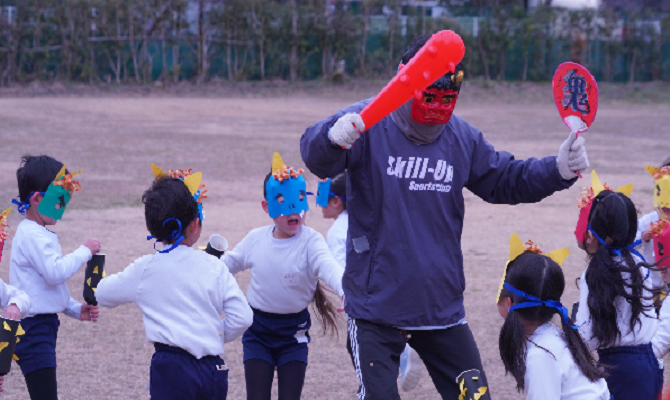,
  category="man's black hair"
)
[330,172,347,209]
[400,35,464,91]
[16,155,67,202]
[142,178,198,242]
